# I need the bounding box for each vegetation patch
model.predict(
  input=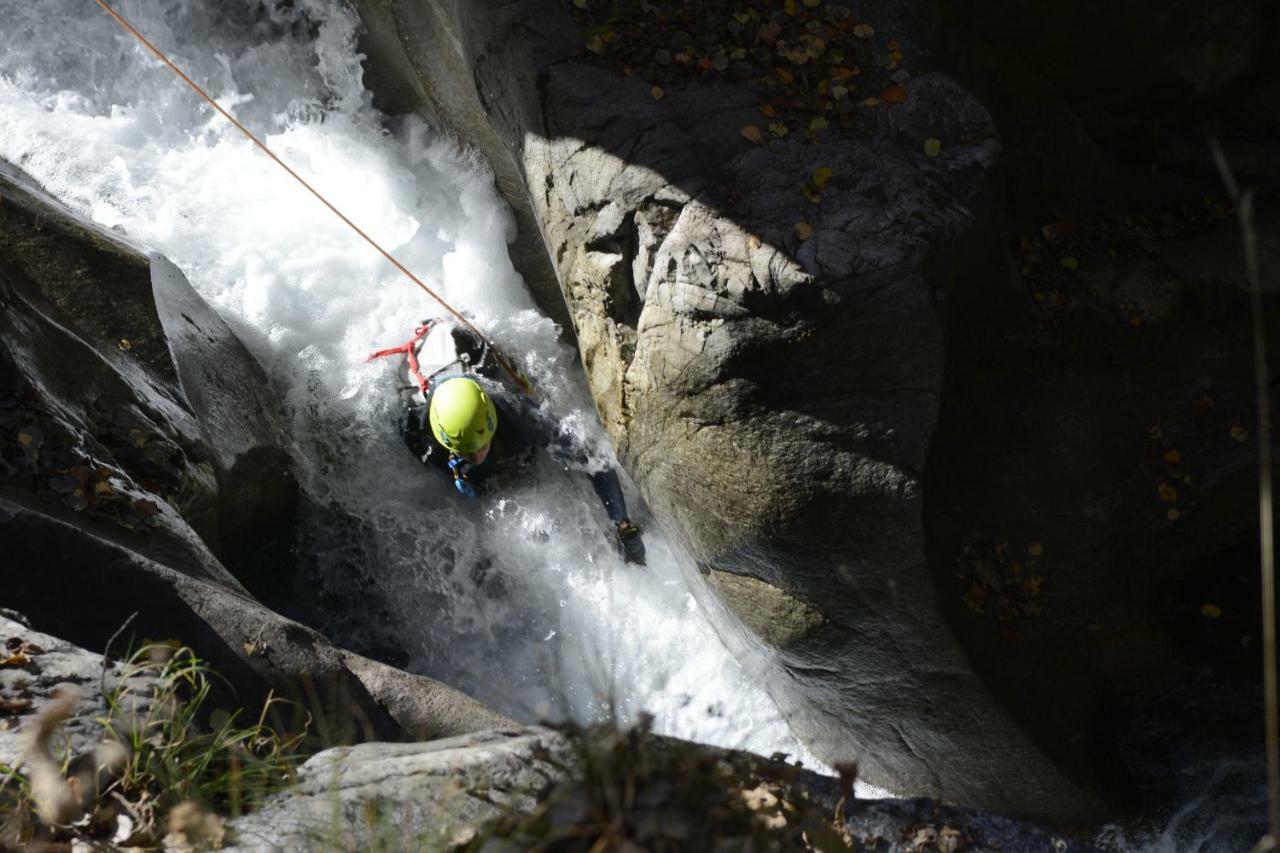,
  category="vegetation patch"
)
[0,643,306,850]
